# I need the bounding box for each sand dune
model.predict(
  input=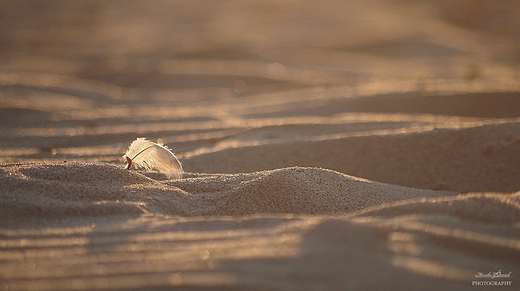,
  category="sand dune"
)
[1,0,520,290]
[0,163,451,226]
